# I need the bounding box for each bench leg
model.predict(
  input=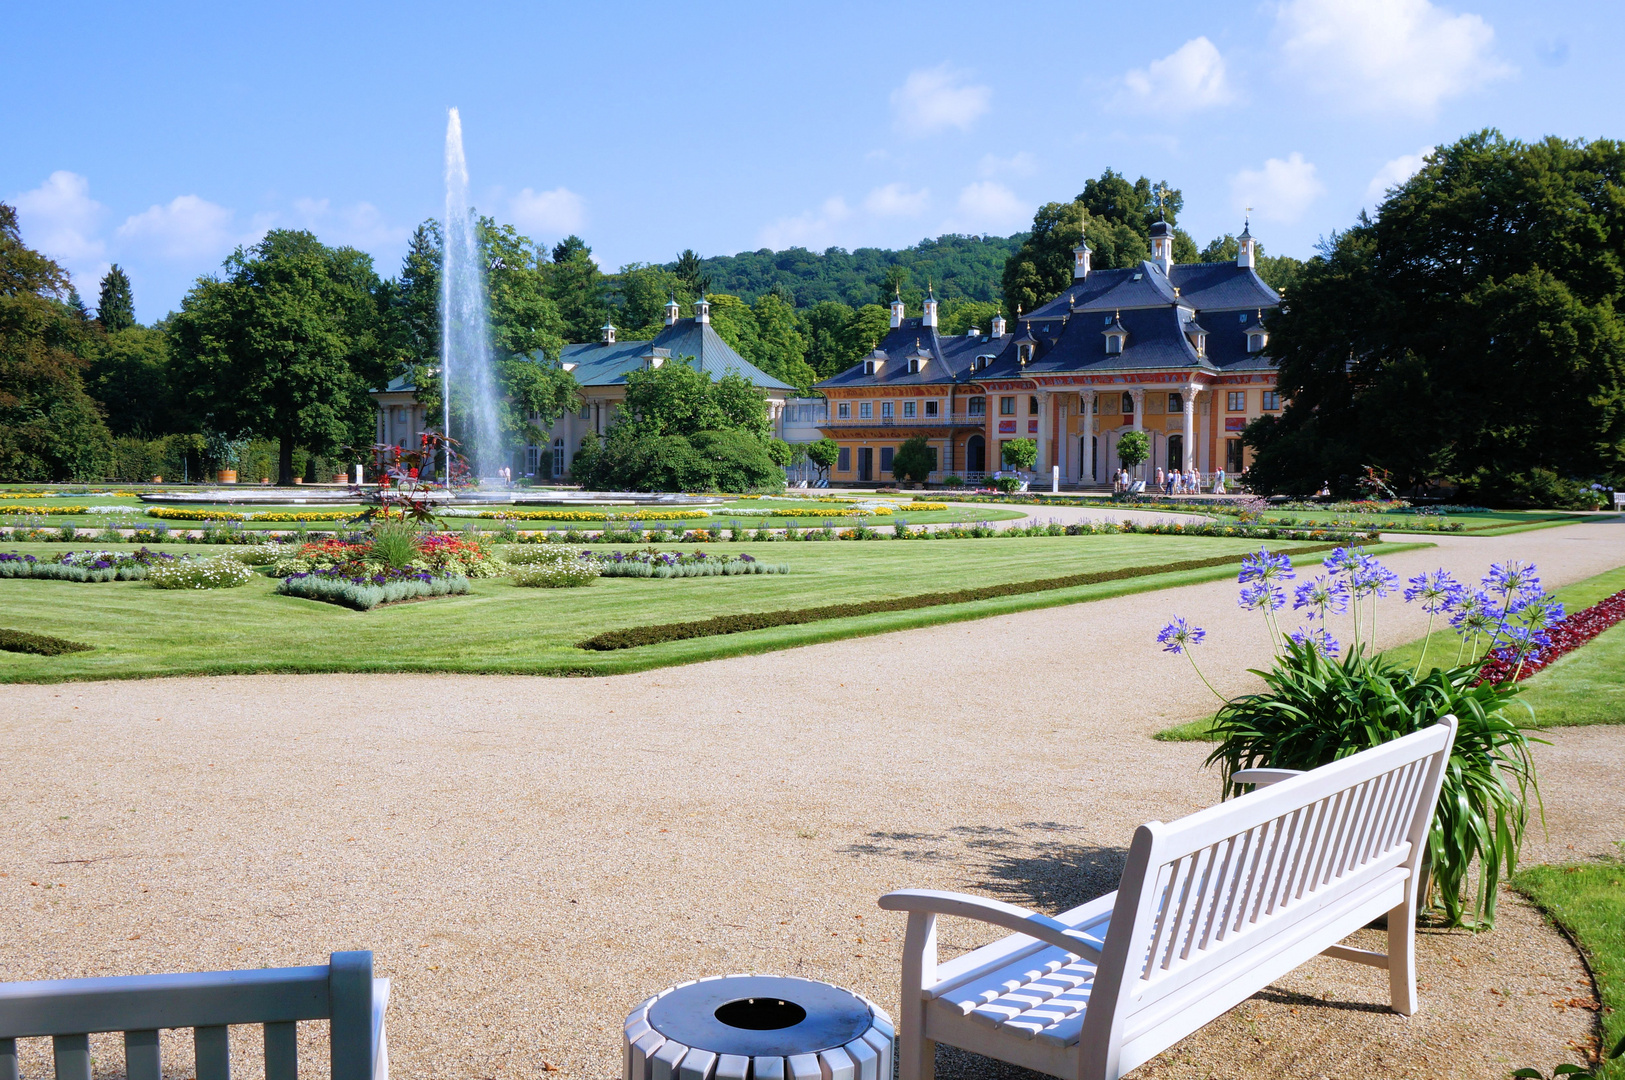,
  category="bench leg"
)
[1387,891,1418,1015]
[897,912,937,1080]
